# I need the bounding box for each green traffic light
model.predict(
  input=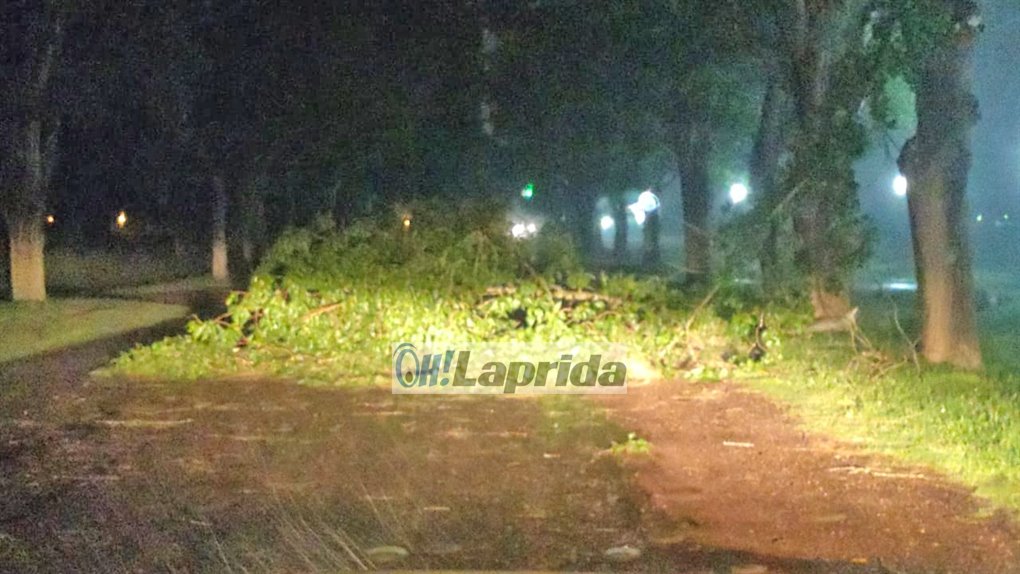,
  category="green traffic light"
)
[521,183,535,200]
